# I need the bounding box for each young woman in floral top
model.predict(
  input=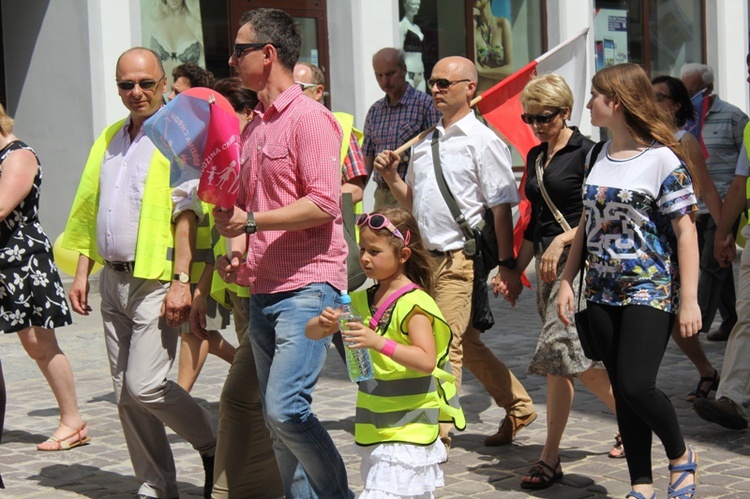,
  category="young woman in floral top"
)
[557,64,700,499]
